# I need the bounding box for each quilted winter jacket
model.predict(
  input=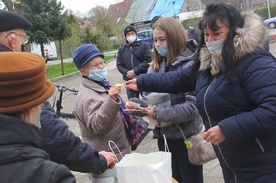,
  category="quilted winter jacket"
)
[116,40,152,81]
[0,114,76,183]
[41,101,107,173]
[145,40,203,139]
[73,78,131,159]
[136,13,276,182]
